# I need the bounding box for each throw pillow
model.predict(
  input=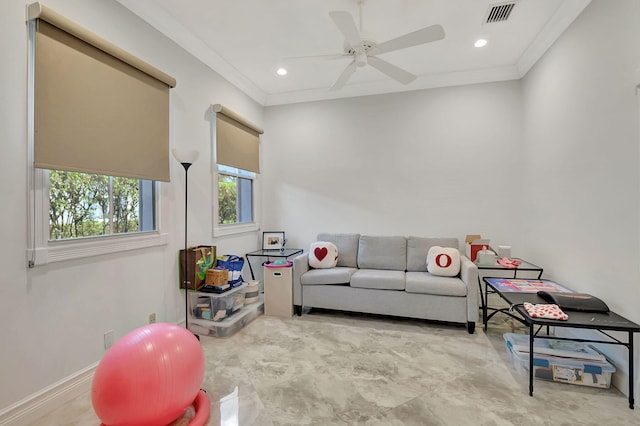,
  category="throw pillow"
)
[426,246,461,277]
[309,241,338,269]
